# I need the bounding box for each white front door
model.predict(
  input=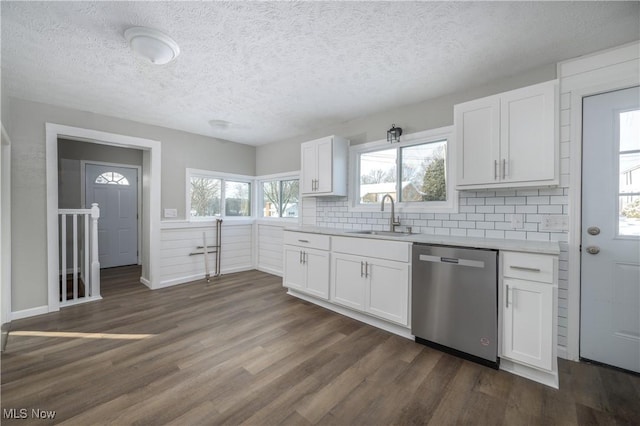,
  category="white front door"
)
[85,164,138,269]
[581,86,640,373]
